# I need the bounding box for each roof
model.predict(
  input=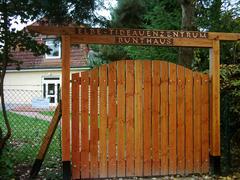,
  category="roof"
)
[8,20,88,70]
[9,41,88,70]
